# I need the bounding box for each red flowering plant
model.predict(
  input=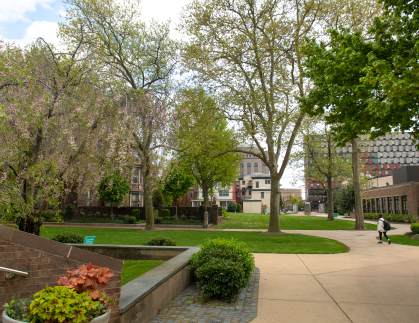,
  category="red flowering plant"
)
[57,262,115,309]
